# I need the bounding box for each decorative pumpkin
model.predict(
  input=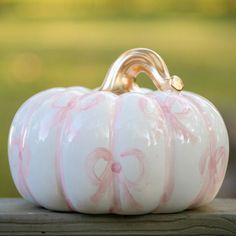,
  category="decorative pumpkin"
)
[8,48,229,215]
